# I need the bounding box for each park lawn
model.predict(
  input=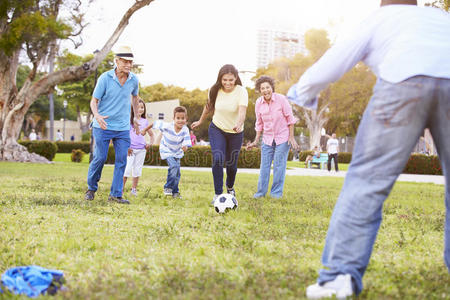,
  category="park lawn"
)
[53,153,90,164]
[0,162,447,299]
